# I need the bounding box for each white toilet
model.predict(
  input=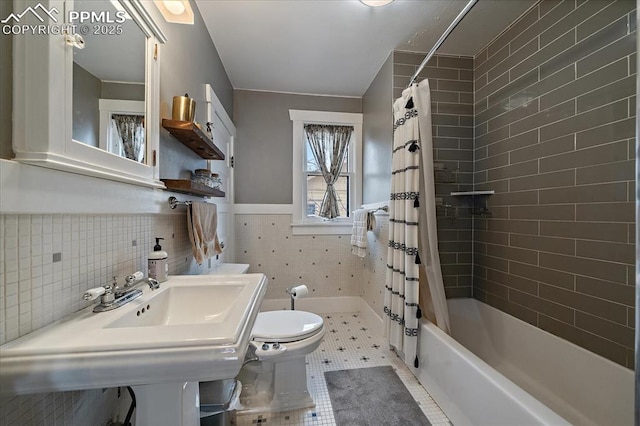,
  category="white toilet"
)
[237,309,325,413]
